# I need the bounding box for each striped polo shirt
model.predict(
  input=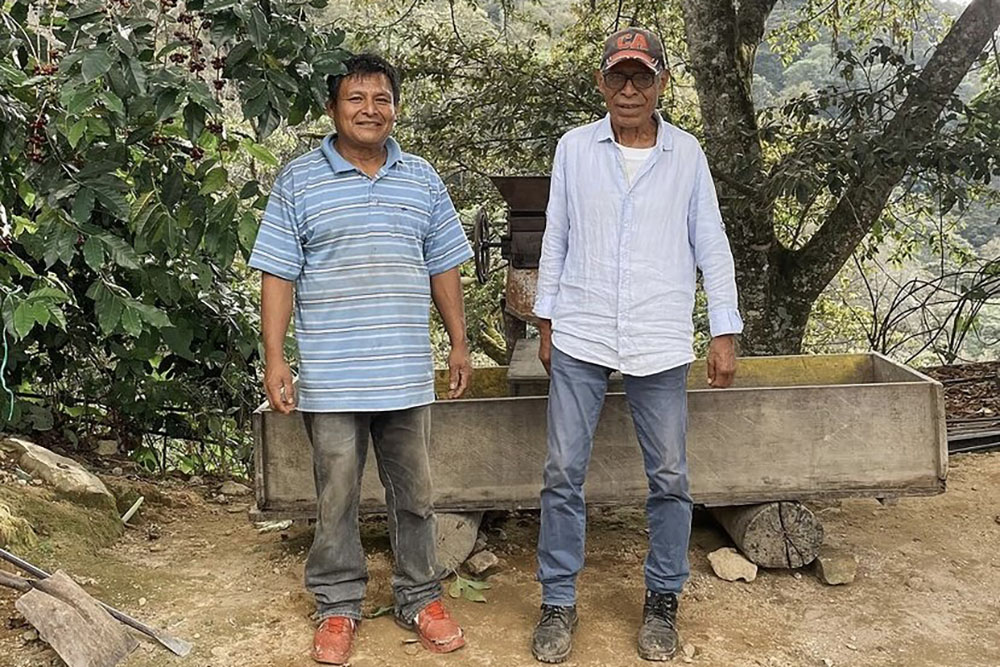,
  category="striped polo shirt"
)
[249,135,473,412]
